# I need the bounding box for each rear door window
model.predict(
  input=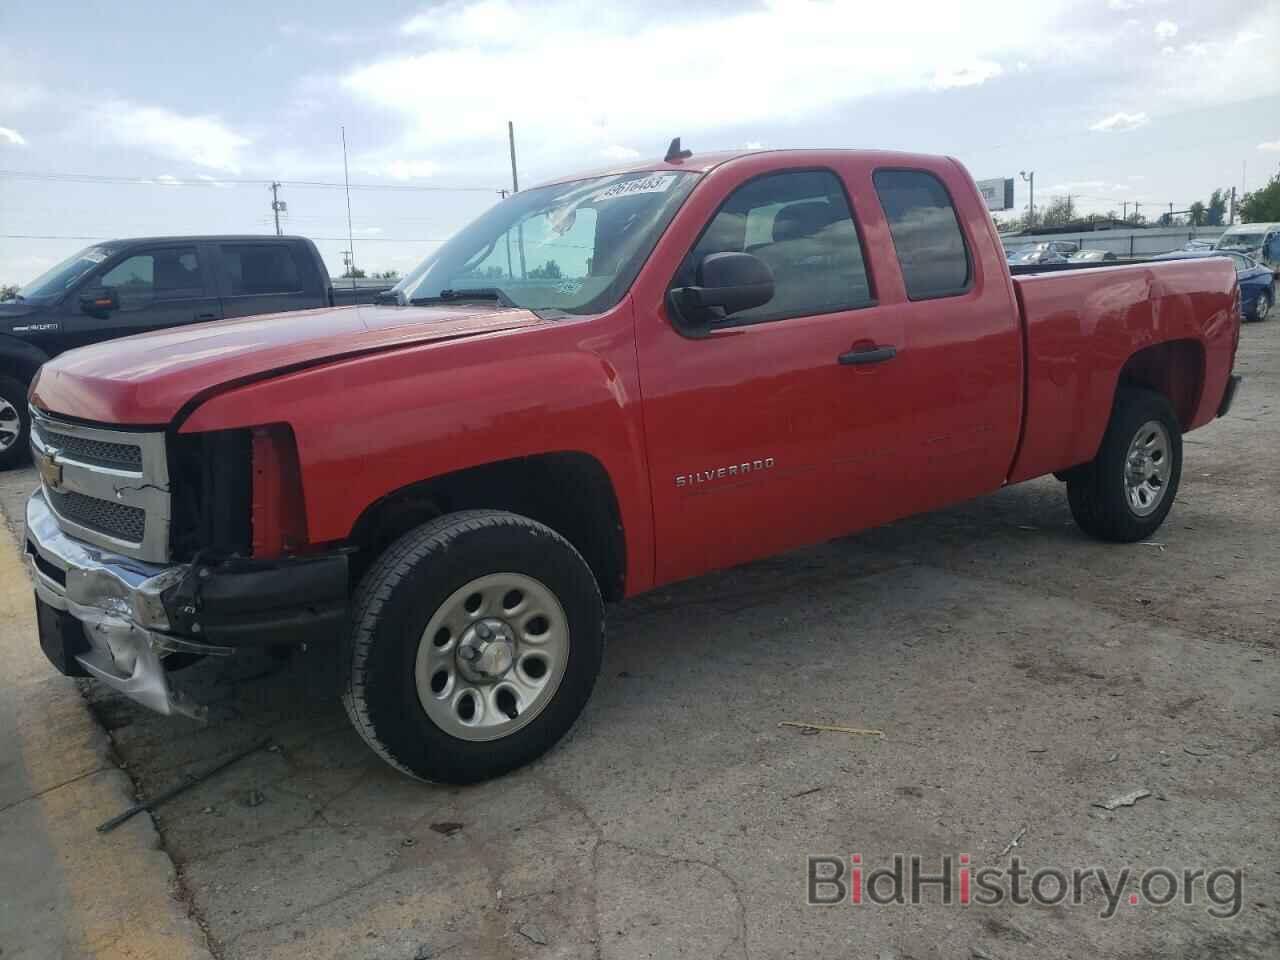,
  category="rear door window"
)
[873,170,971,300]
[221,244,303,295]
